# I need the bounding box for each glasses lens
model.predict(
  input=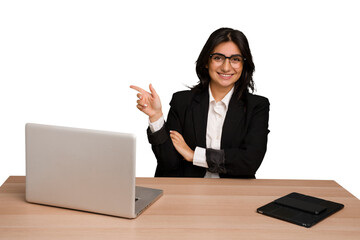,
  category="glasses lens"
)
[211,54,225,63]
[230,56,243,63]
[230,56,243,68]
